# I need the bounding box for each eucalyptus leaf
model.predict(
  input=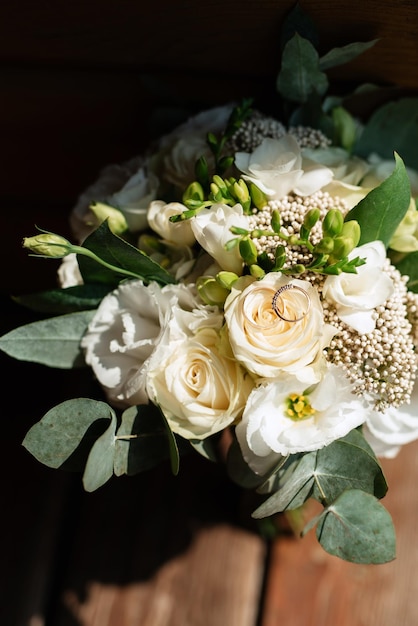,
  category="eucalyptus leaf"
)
[114,404,175,477]
[319,39,379,71]
[393,251,418,292]
[280,3,319,50]
[190,436,219,463]
[0,310,95,368]
[311,489,396,564]
[345,153,411,246]
[277,33,328,104]
[354,98,418,169]
[14,283,111,314]
[22,398,116,468]
[78,220,176,286]
[227,438,268,490]
[83,411,118,492]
